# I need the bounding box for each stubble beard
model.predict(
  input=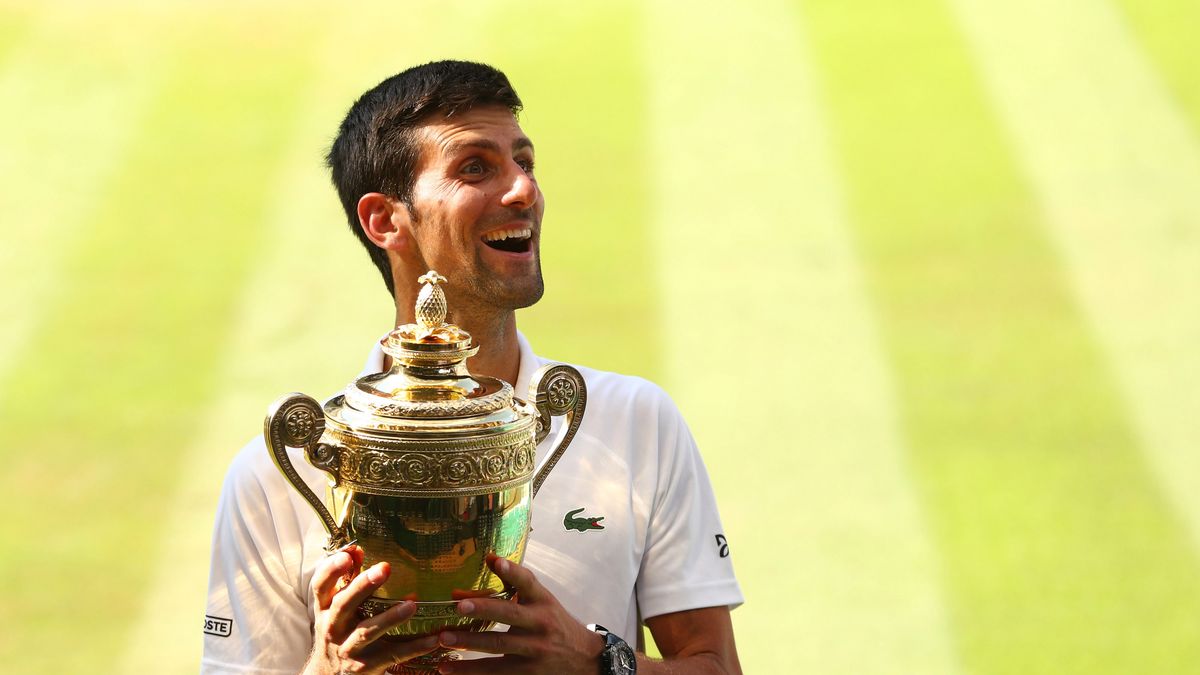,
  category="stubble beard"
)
[469,246,545,312]
[467,204,545,312]
[411,206,545,316]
